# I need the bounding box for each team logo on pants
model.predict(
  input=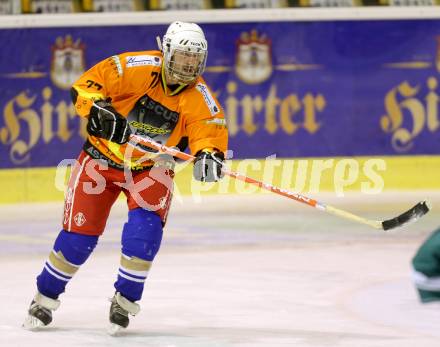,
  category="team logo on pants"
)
[74,212,86,227]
